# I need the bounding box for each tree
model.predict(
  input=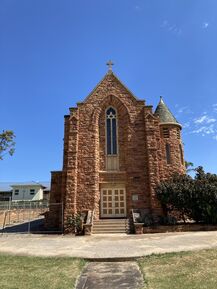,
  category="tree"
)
[0,130,16,160]
[156,173,194,222]
[156,167,217,224]
[185,161,194,173]
[193,166,217,224]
